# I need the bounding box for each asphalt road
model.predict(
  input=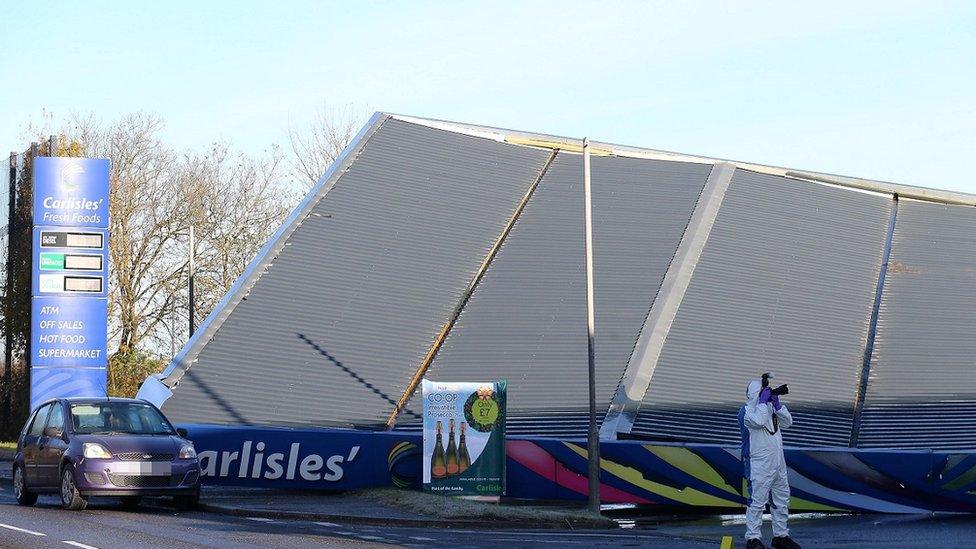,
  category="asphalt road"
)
[6,472,976,548]
[0,479,707,548]
[624,511,976,548]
